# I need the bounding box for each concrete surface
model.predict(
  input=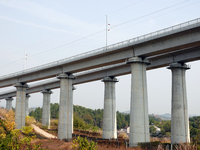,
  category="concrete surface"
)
[102,77,118,139]
[41,90,52,129]
[14,82,28,129]
[57,73,75,140]
[5,97,13,110]
[127,57,150,147]
[25,94,30,116]
[1,47,200,100]
[167,63,190,144]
